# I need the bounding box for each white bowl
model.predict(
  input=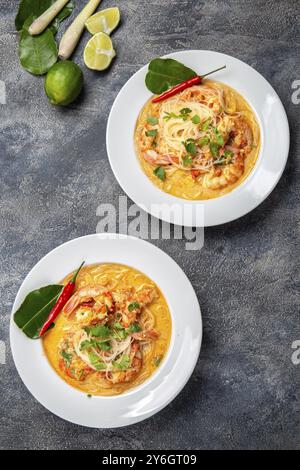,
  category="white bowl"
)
[10,234,202,428]
[106,50,289,227]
